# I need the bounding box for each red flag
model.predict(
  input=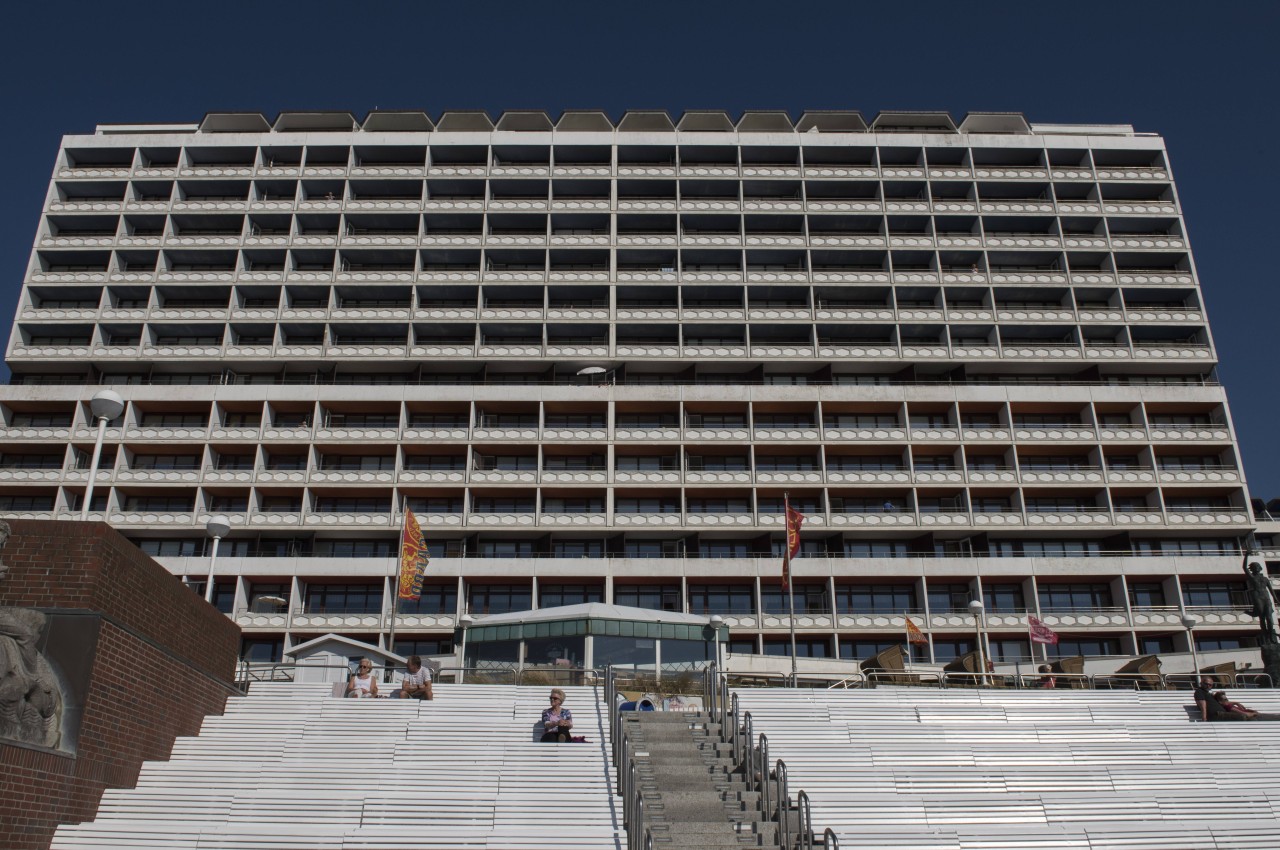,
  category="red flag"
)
[397,509,430,601]
[905,616,927,645]
[782,497,805,589]
[1028,615,1059,645]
